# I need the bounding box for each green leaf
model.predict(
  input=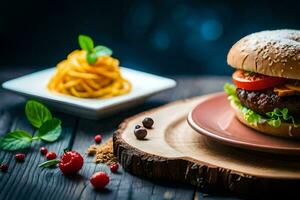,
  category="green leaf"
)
[36,118,62,142]
[242,108,262,126]
[281,108,289,120]
[38,159,59,168]
[266,107,297,128]
[64,148,71,153]
[25,100,52,128]
[0,130,32,151]
[224,83,236,96]
[223,83,299,128]
[267,118,281,127]
[78,35,94,51]
[86,52,98,64]
[94,45,113,57]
